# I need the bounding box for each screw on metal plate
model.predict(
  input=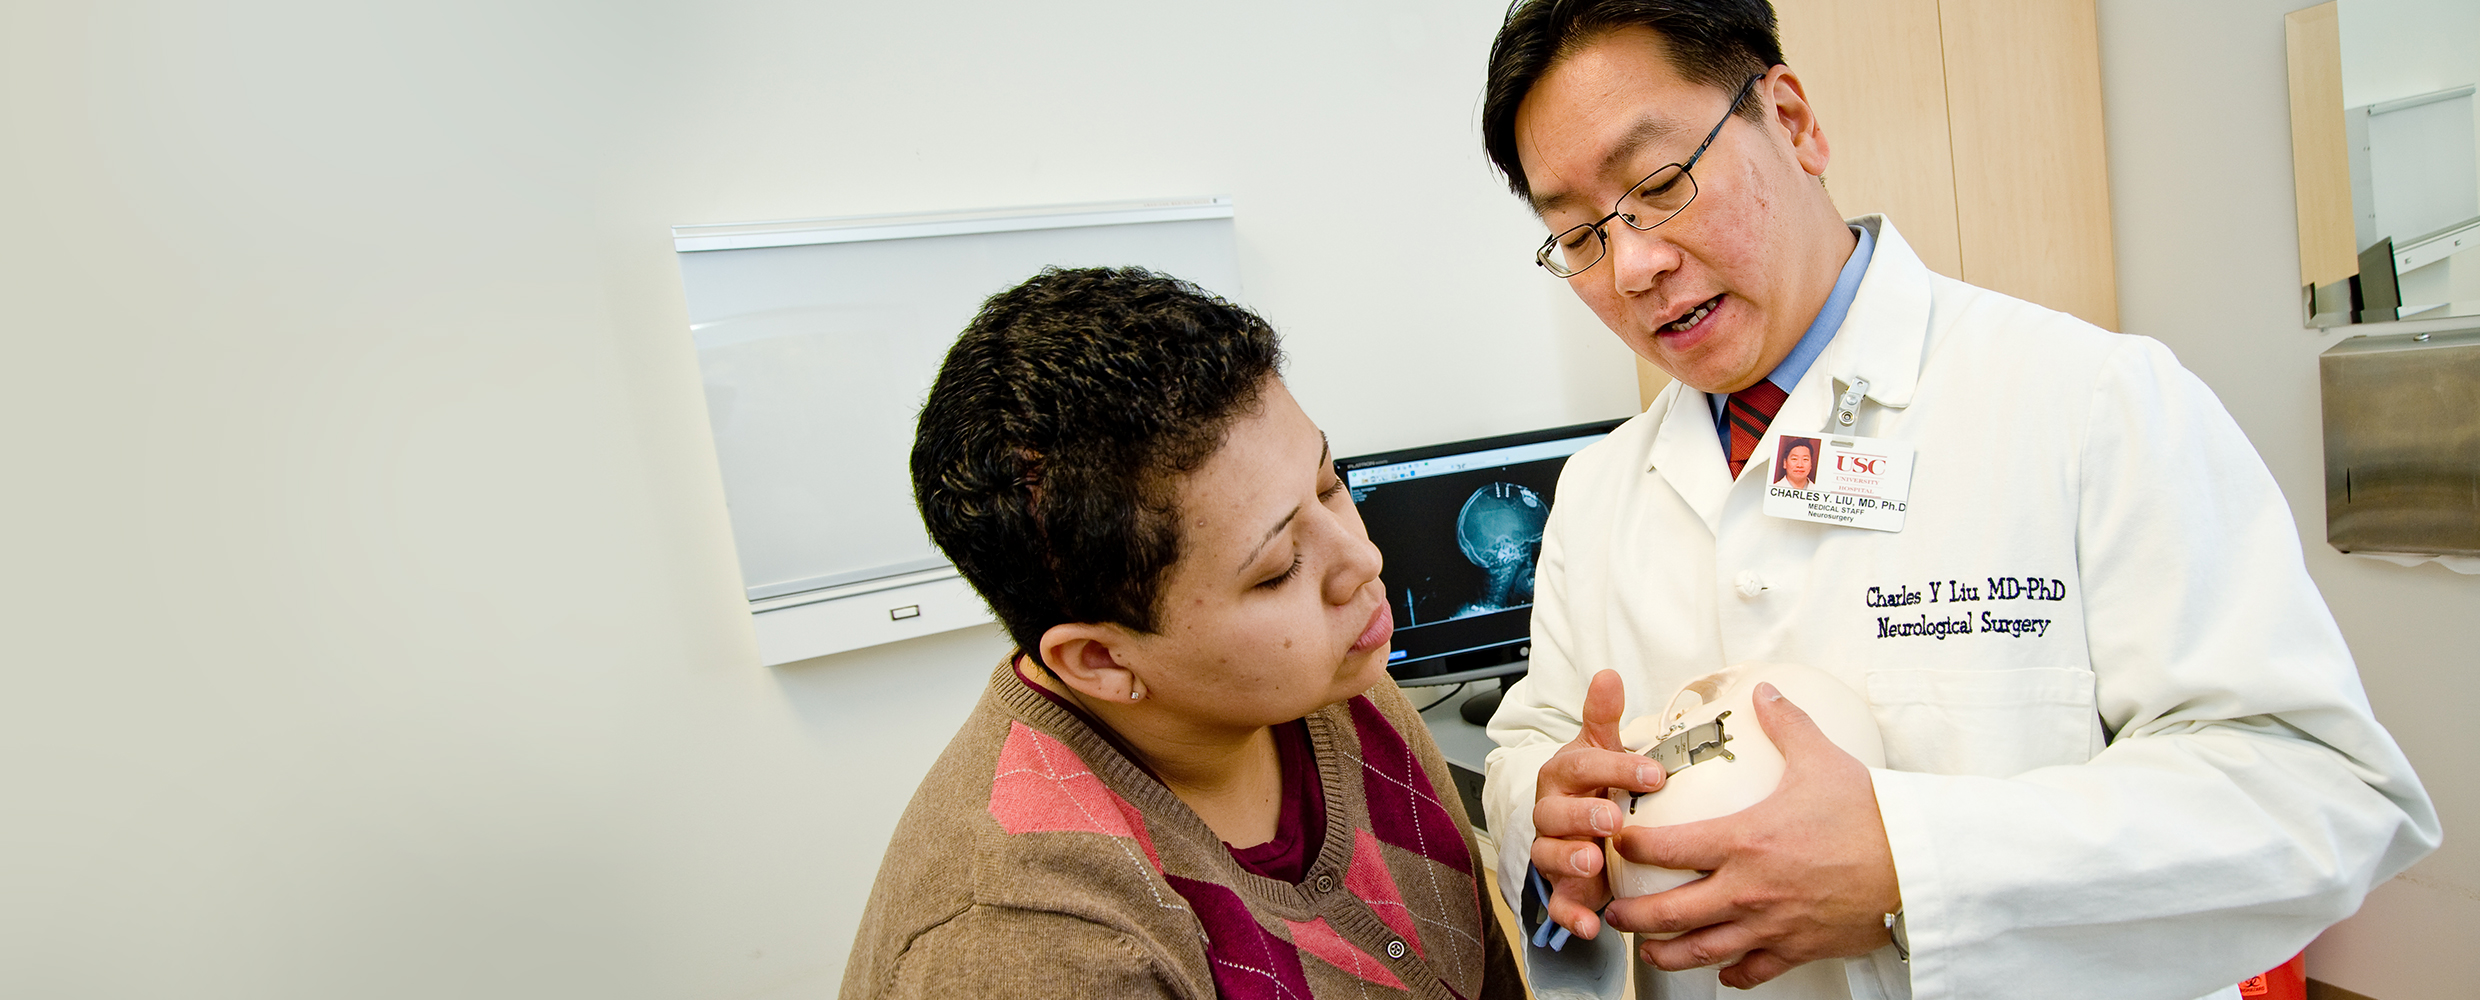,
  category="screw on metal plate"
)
[1645,710,1737,775]
[1625,711,1740,814]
